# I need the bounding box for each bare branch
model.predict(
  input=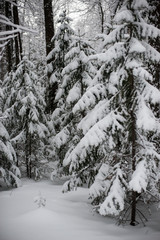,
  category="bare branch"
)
[0,15,37,34]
